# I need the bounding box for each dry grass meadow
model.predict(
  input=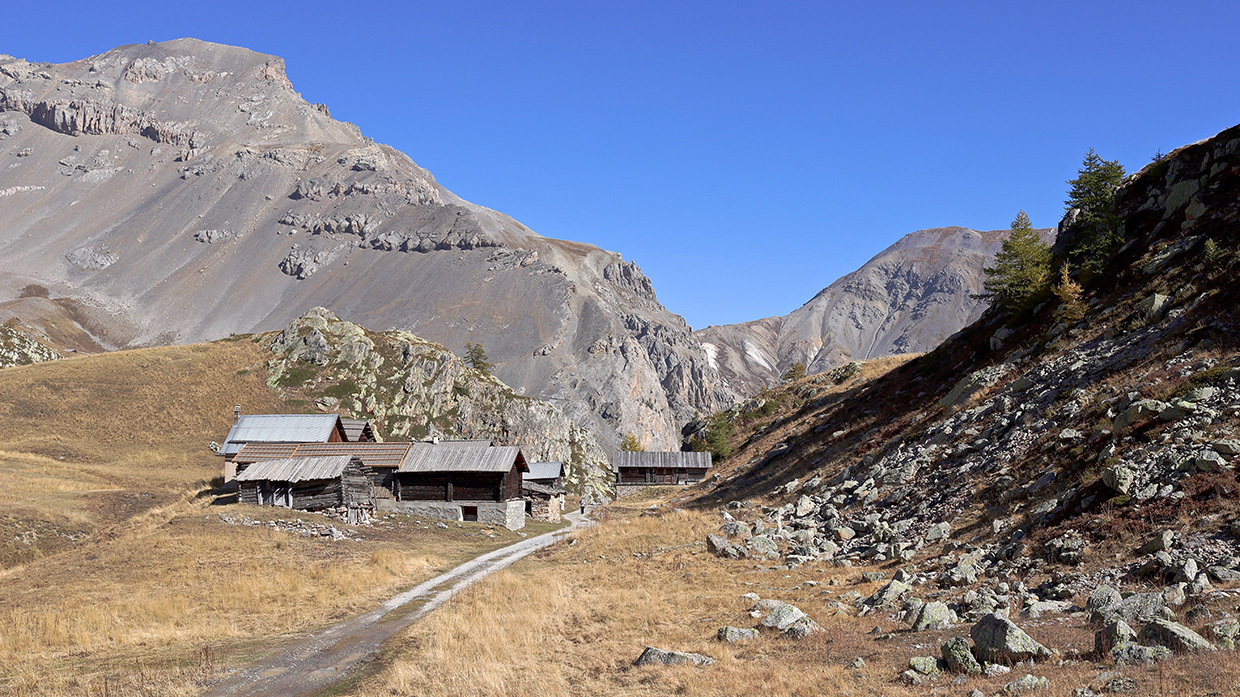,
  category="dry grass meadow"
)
[0,339,561,696]
[343,494,1240,697]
